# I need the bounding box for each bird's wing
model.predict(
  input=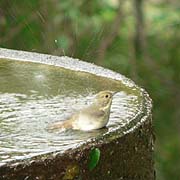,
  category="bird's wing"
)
[47,115,77,130]
[82,106,105,118]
